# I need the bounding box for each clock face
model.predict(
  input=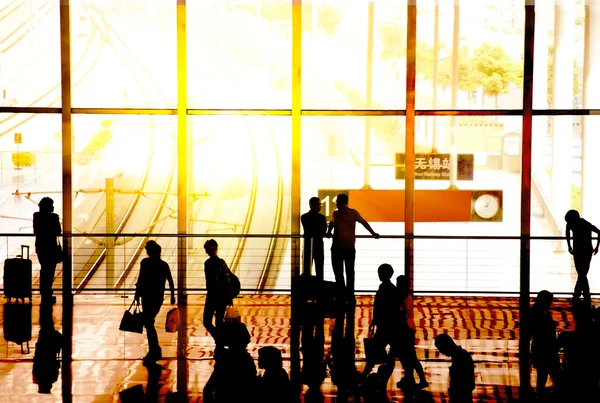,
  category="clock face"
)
[474,194,499,219]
